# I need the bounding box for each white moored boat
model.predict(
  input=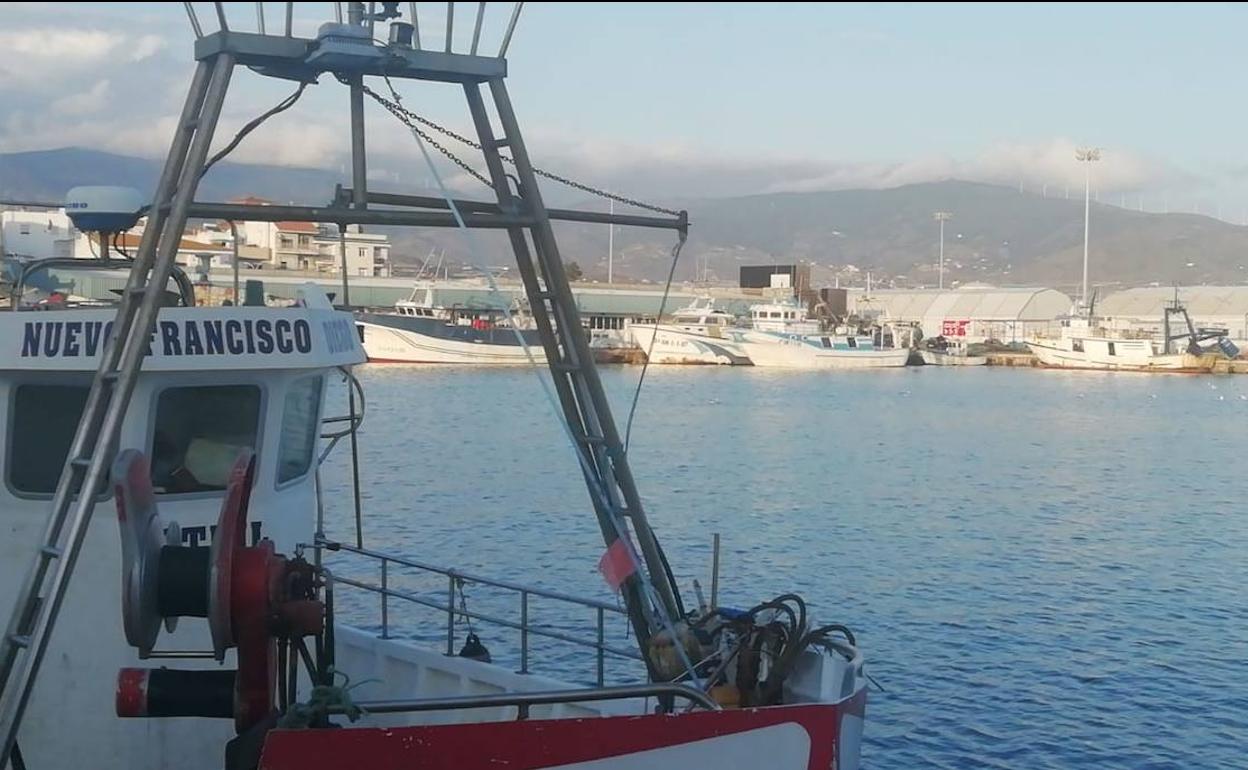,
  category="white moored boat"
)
[356,284,546,364]
[736,299,910,370]
[1027,303,1235,373]
[919,339,987,367]
[628,298,751,365]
